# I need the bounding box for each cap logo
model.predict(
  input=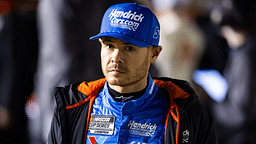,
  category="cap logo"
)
[153,26,160,39]
[109,9,144,31]
[90,3,160,47]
